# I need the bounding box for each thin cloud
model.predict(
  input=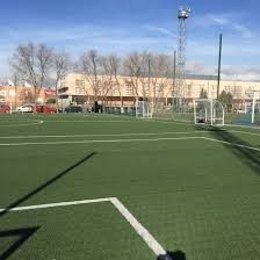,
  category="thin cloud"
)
[0,23,176,77]
[143,25,176,38]
[207,13,254,39]
[208,15,229,25]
